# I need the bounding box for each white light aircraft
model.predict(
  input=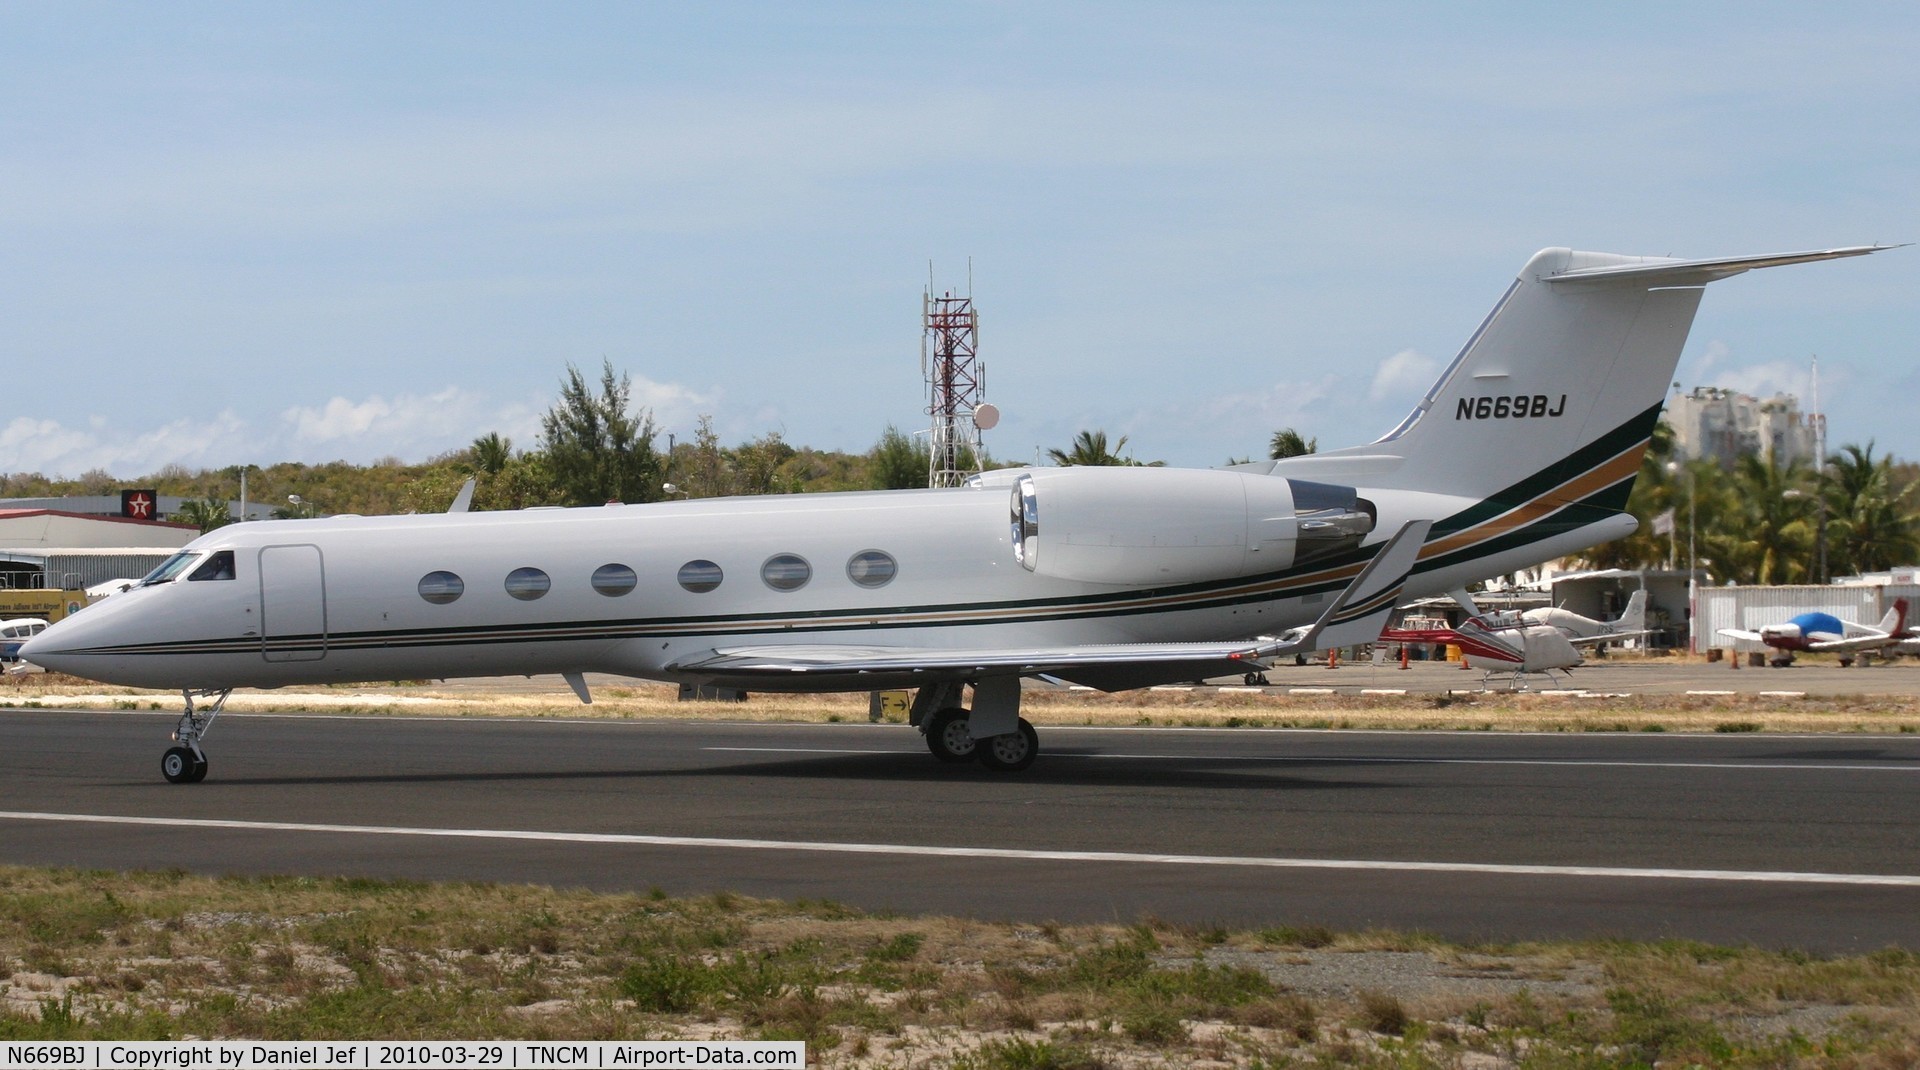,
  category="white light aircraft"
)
[23,245,1893,782]
[1380,591,1649,689]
